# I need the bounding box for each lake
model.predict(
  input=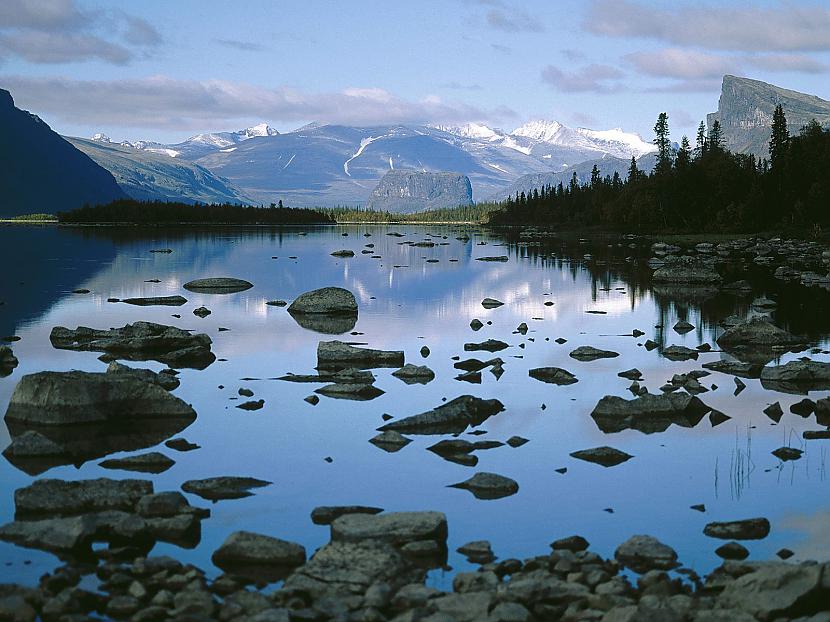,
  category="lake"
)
[1,224,829,590]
